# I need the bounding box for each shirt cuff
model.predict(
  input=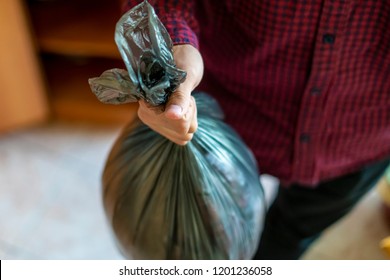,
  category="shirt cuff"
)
[159,13,199,49]
[121,1,199,50]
